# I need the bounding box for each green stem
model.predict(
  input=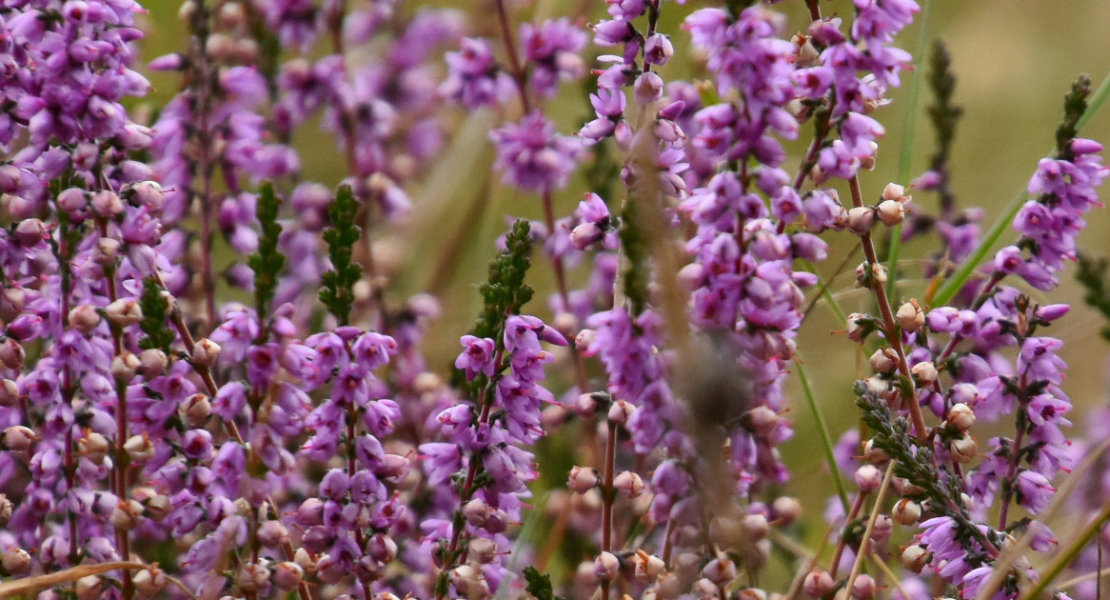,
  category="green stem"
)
[797,358,850,513]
